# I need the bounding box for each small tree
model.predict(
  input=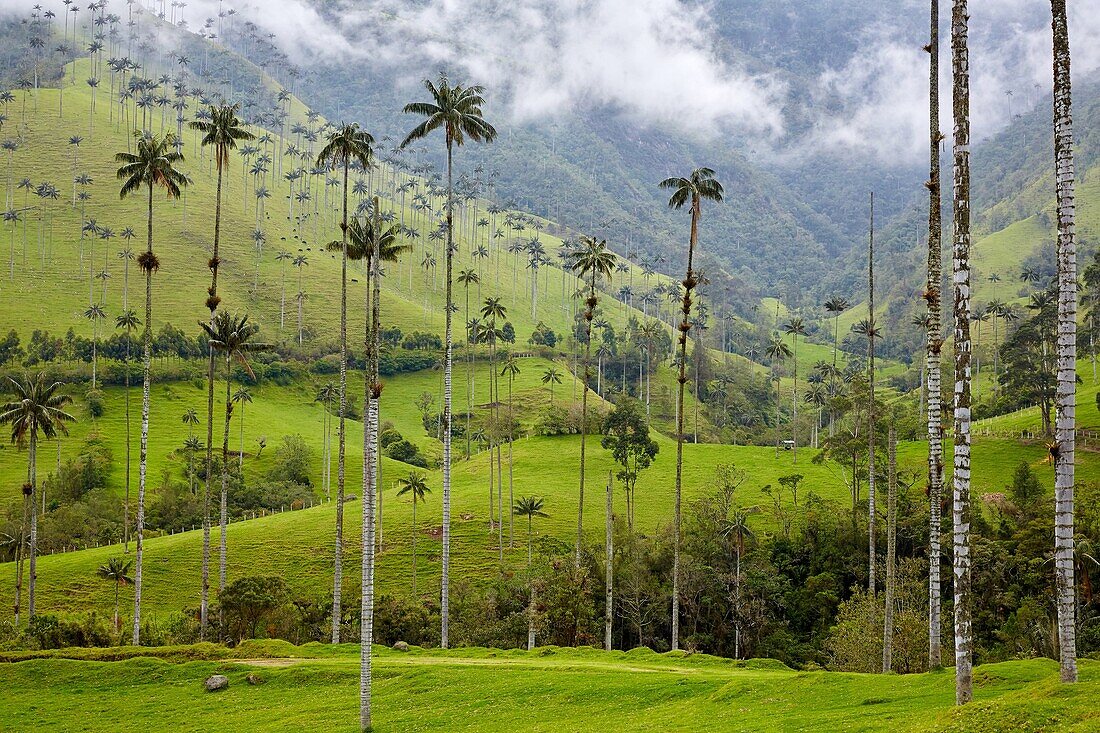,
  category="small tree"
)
[218,575,289,642]
[600,398,658,532]
[97,556,133,631]
[395,471,431,596]
[514,496,548,650]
